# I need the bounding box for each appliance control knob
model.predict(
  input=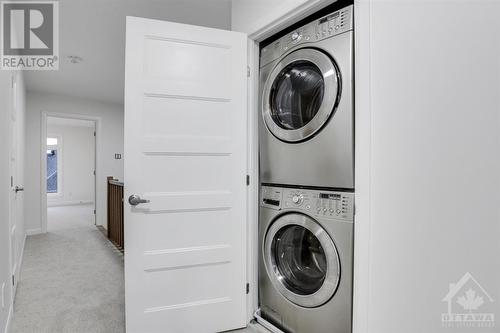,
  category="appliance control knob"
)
[292,194,303,205]
[291,32,300,41]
